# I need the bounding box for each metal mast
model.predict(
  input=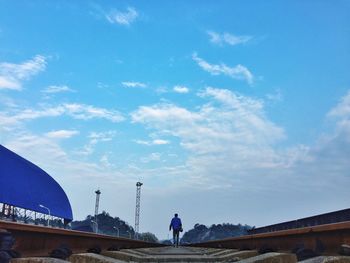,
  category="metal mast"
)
[94,189,101,233]
[134,182,143,239]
